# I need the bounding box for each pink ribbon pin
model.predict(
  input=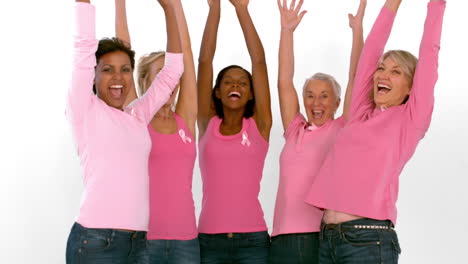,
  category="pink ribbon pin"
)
[178,129,192,144]
[241,131,251,147]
